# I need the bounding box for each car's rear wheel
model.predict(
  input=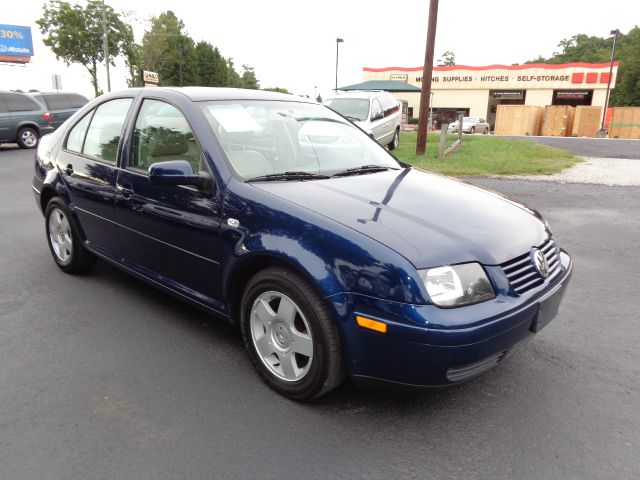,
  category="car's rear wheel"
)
[471,126,476,134]
[17,127,39,149]
[45,198,97,273]
[388,128,400,150]
[484,126,489,134]
[240,267,344,401]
